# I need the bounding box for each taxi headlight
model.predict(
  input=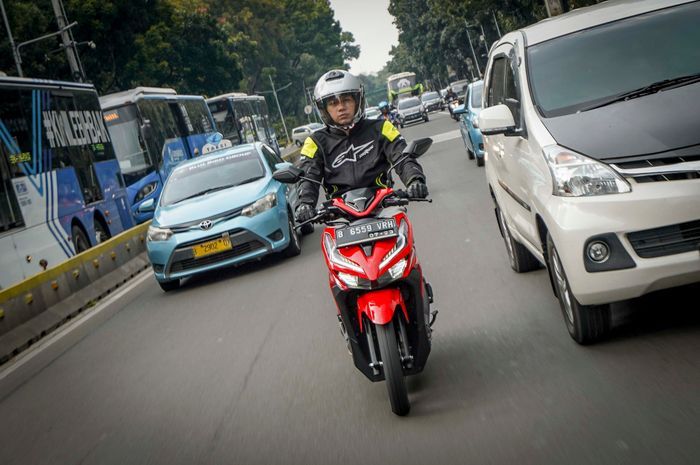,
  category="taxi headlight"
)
[242,193,277,217]
[147,225,172,241]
